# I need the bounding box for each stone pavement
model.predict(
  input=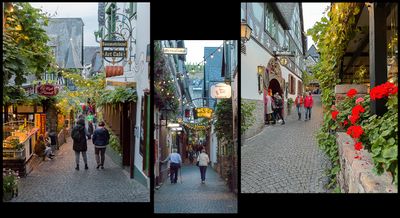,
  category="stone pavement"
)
[154,164,237,213]
[11,137,149,202]
[241,95,332,193]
